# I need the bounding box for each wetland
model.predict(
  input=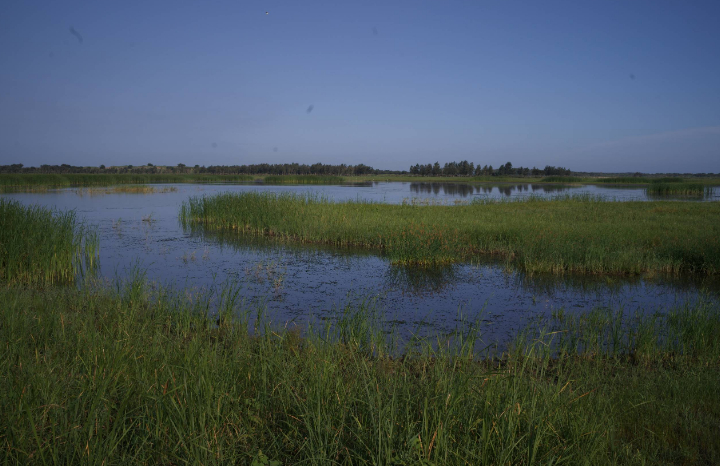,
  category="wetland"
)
[2,179,720,464]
